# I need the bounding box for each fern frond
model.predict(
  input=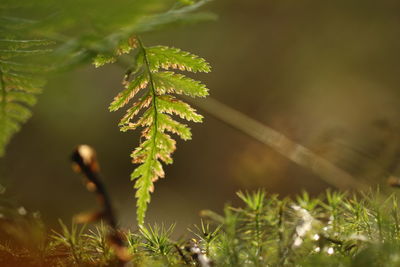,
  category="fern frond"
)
[0,20,52,156]
[0,71,43,156]
[101,36,210,225]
